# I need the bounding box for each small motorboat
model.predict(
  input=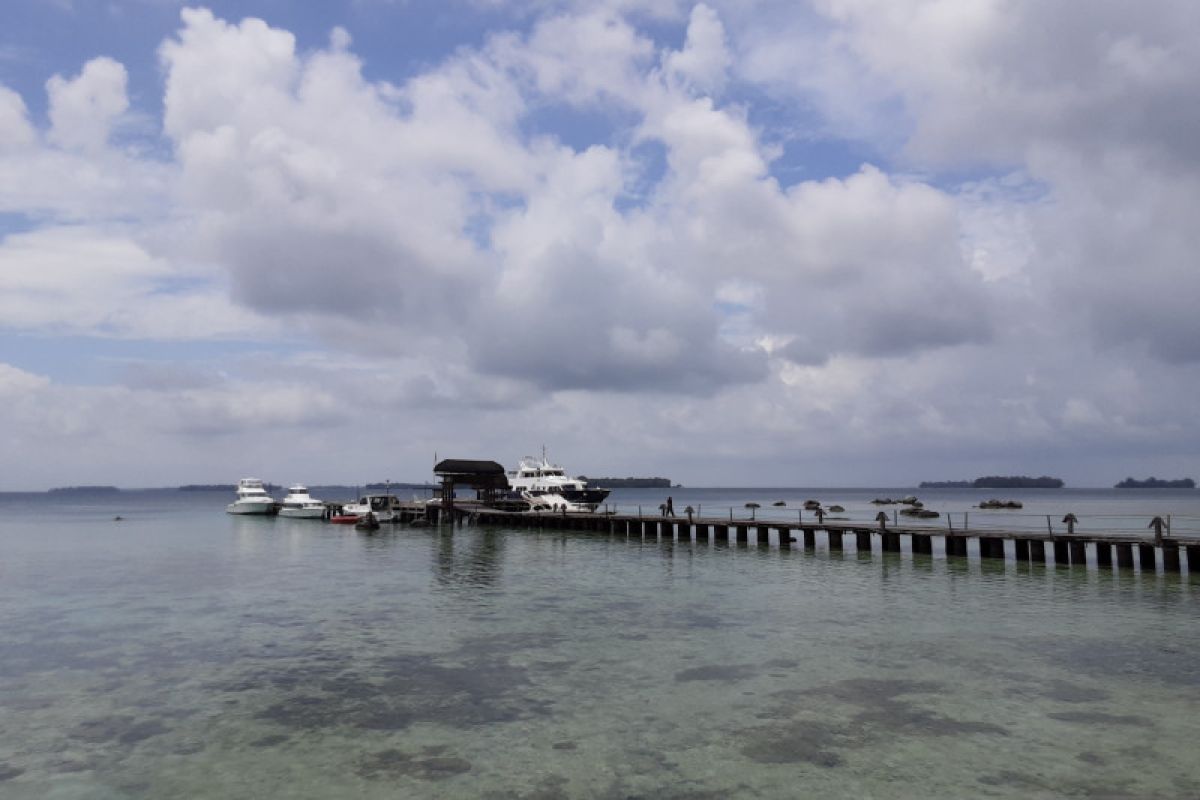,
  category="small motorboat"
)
[278,485,327,519]
[341,494,404,523]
